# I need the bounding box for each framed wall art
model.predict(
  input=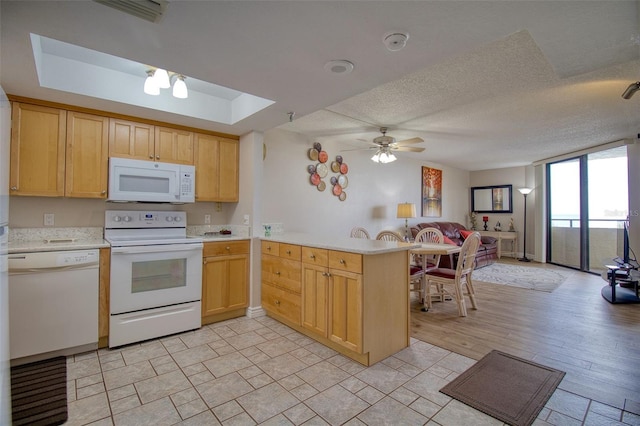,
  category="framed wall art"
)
[422,166,442,217]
